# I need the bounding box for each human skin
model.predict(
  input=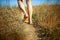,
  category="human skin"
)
[18,0,33,24]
